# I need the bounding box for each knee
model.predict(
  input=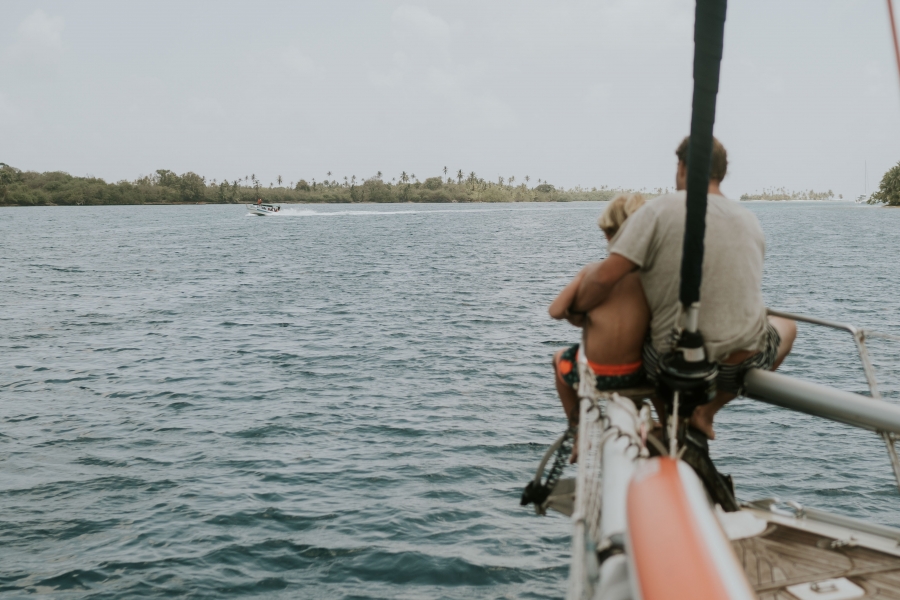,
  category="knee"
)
[769,316,797,347]
[553,349,563,368]
[780,319,798,348]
